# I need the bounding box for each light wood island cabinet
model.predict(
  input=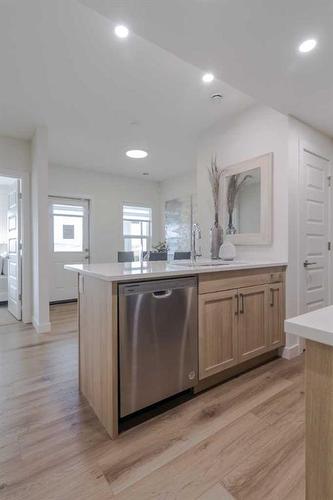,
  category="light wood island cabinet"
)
[198,267,286,382]
[68,262,286,439]
[285,305,333,498]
